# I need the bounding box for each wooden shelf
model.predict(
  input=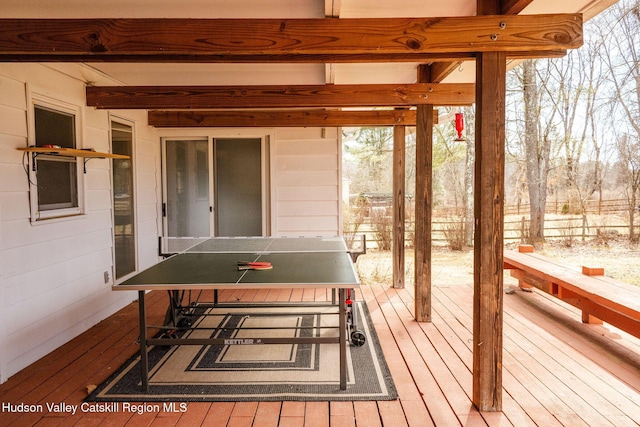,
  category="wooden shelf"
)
[18,146,130,173]
[17,147,129,159]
